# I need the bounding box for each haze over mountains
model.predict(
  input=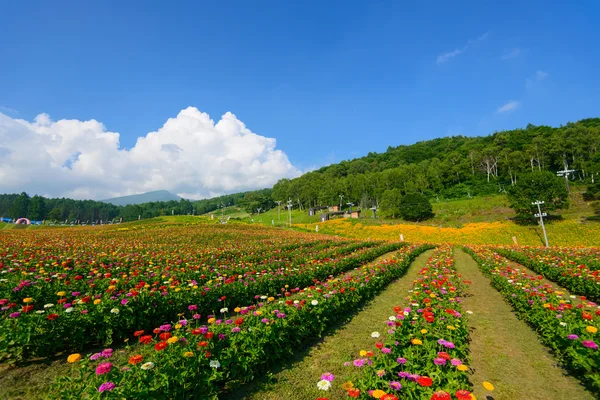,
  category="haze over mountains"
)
[102,190,181,206]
